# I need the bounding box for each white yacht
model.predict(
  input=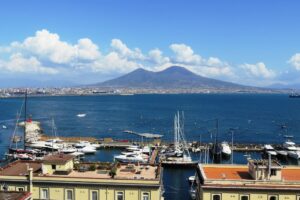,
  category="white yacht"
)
[288,151,300,159]
[60,147,77,154]
[74,141,100,149]
[126,145,140,152]
[142,146,151,155]
[263,144,277,157]
[221,142,232,157]
[77,146,96,154]
[276,150,288,157]
[28,141,47,149]
[283,141,297,151]
[114,153,146,163]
